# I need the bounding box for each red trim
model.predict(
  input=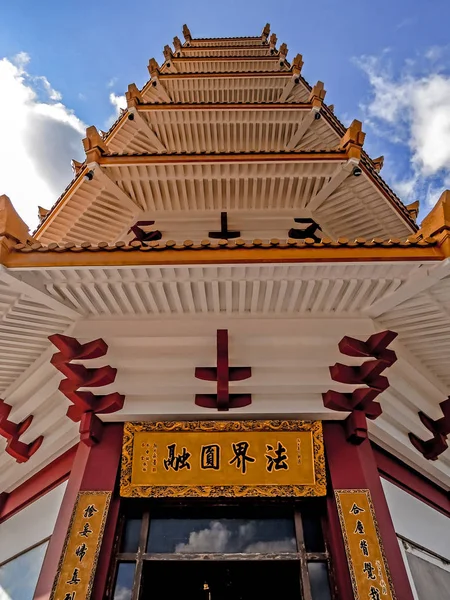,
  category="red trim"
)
[0,445,77,524]
[324,422,415,600]
[33,424,123,600]
[373,443,450,518]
